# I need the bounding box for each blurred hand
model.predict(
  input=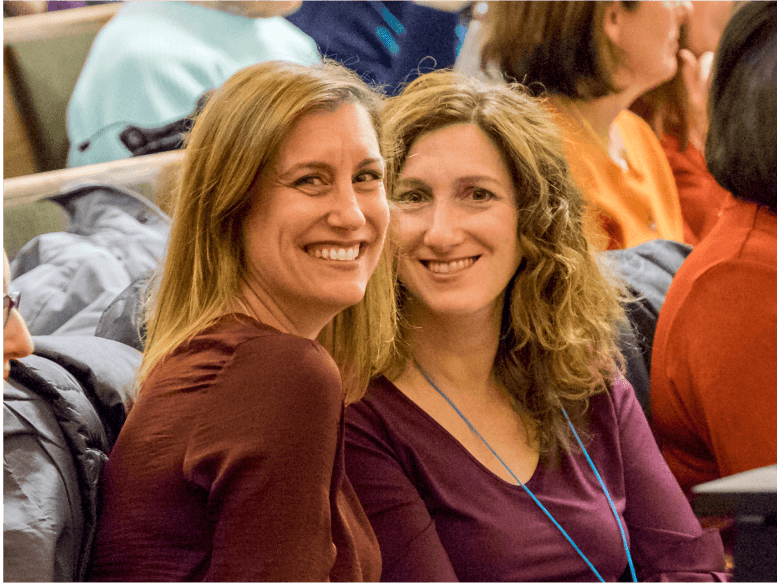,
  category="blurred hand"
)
[679,48,714,154]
